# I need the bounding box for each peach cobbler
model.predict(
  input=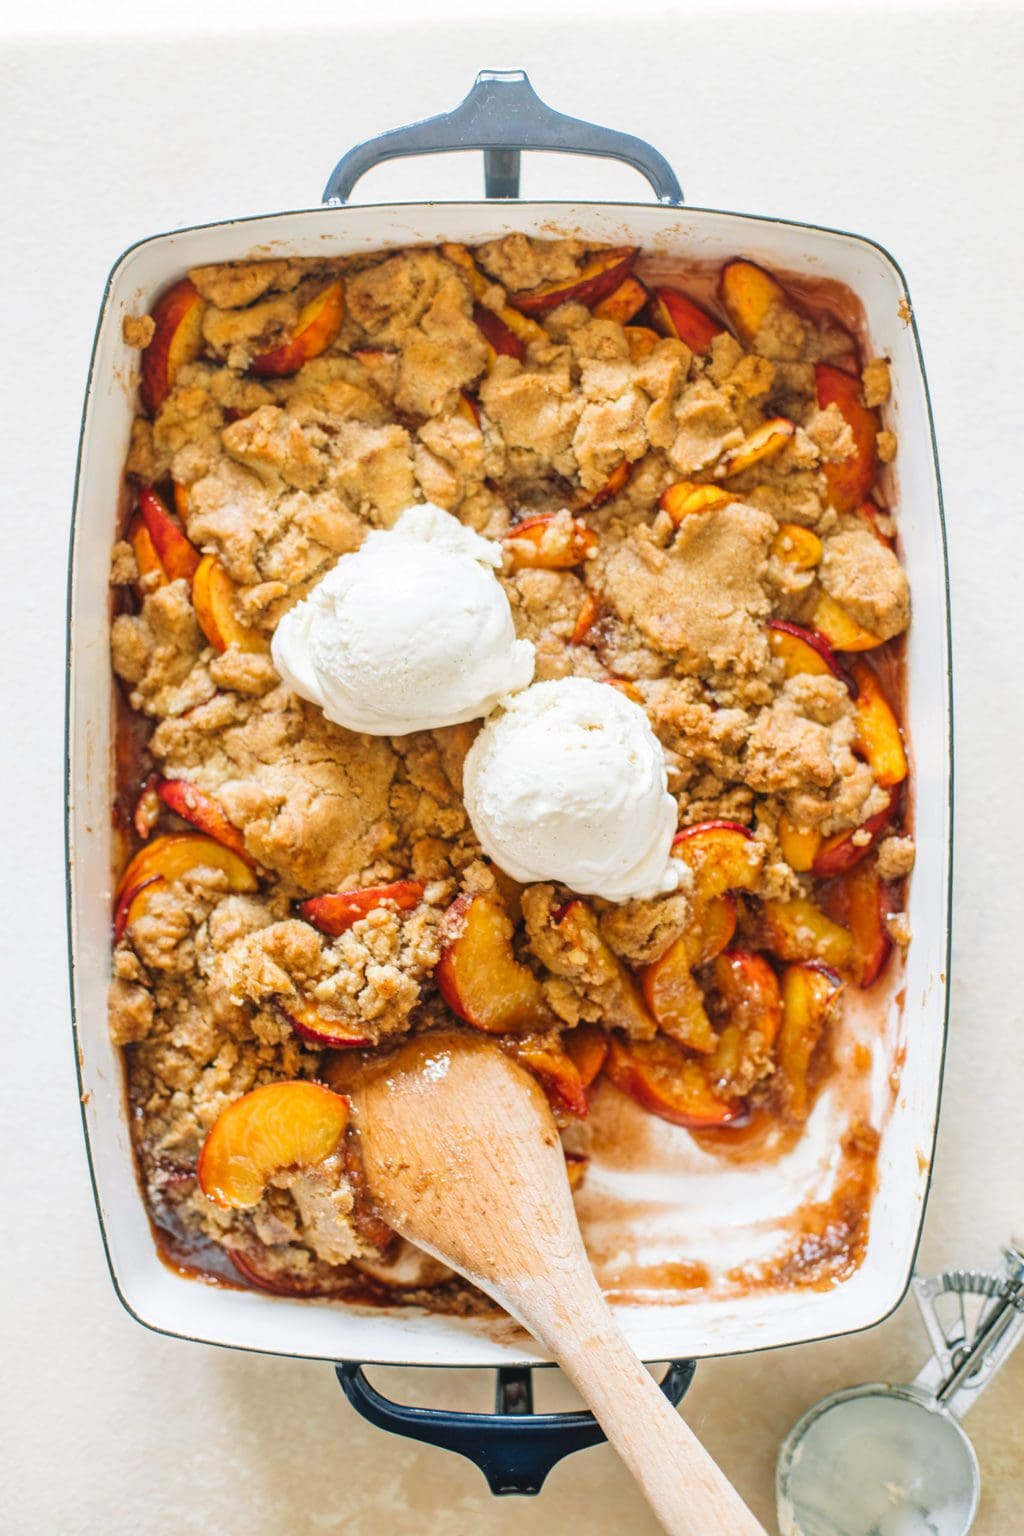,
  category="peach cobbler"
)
[109,236,912,1302]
